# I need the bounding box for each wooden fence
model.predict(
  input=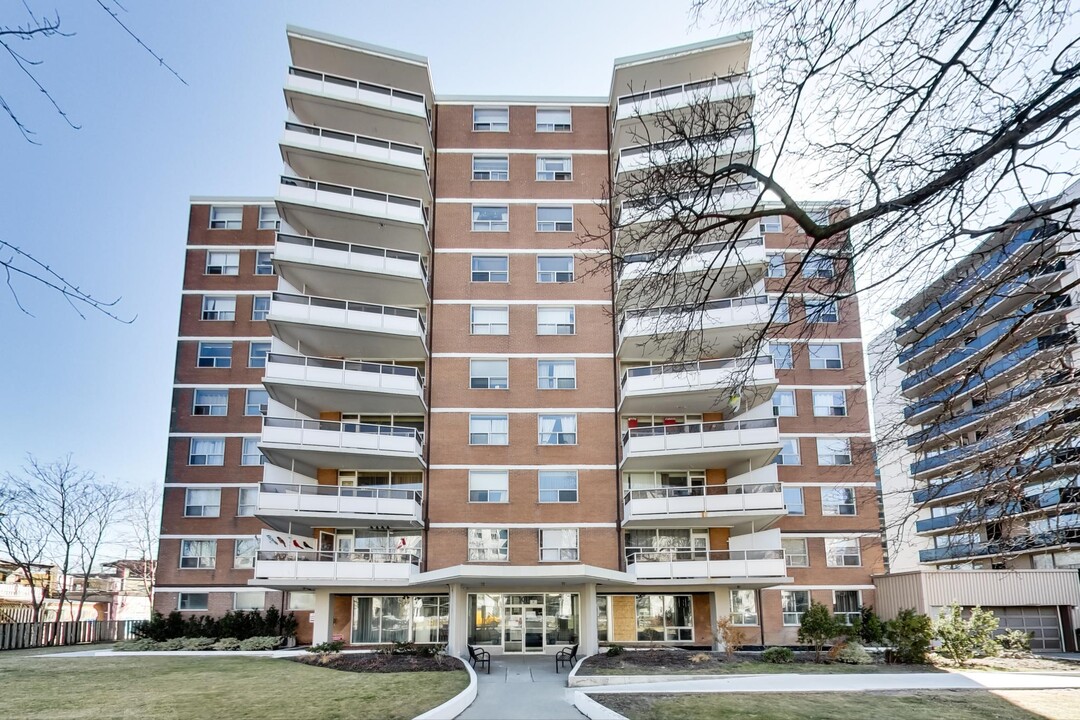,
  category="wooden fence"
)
[0,620,138,651]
